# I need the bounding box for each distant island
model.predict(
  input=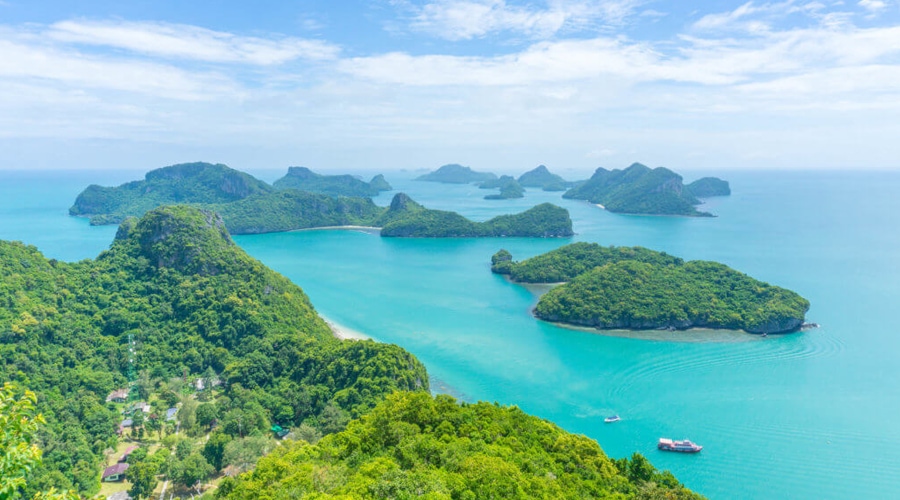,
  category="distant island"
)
[479,175,525,200]
[563,163,729,216]
[518,165,573,191]
[71,162,573,238]
[273,166,392,197]
[415,164,497,184]
[492,242,810,334]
